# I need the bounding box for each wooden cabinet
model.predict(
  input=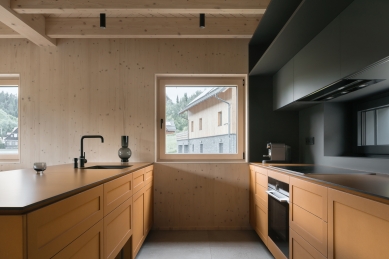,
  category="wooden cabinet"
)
[103,197,132,259]
[254,197,267,245]
[289,177,327,257]
[0,215,25,259]
[290,228,326,259]
[249,166,256,227]
[104,172,133,216]
[52,220,104,259]
[27,185,104,259]
[273,59,294,110]
[293,16,340,101]
[328,188,389,259]
[132,167,154,259]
